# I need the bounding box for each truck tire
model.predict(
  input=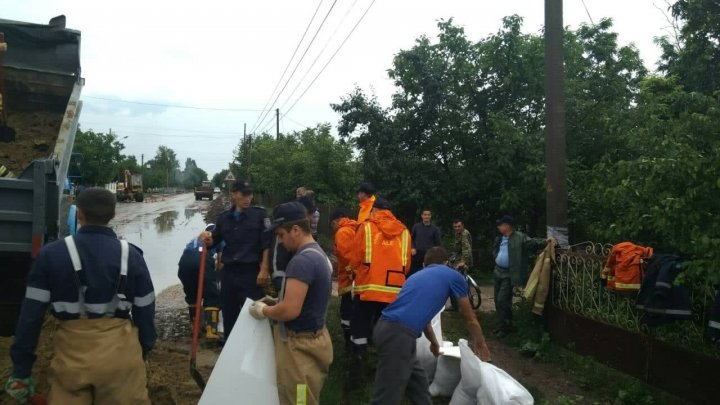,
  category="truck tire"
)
[195,194,200,201]
[209,195,214,201]
[135,193,144,203]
